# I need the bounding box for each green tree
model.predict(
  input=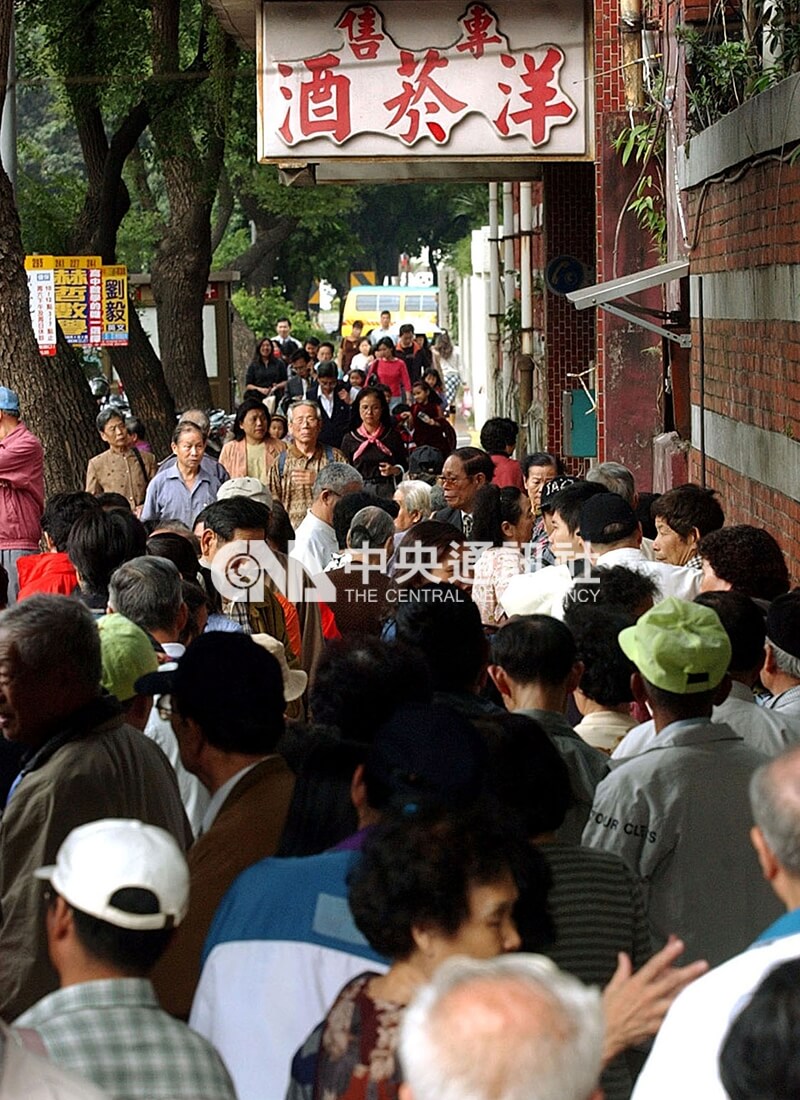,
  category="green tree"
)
[0,0,99,492]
